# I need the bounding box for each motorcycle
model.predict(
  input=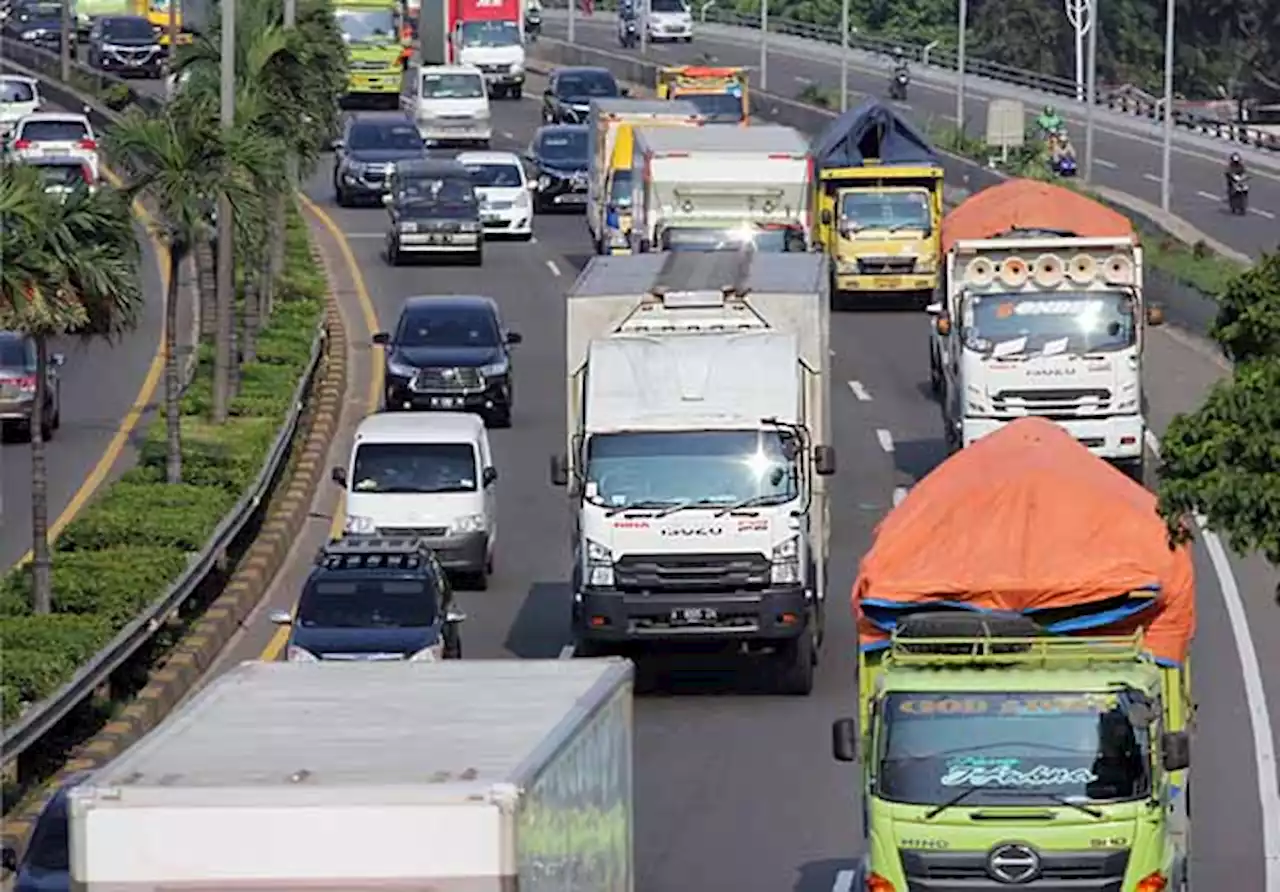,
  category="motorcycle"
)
[888,68,909,100]
[1227,172,1249,215]
[526,9,541,41]
[619,16,638,47]
[1051,152,1078,177]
